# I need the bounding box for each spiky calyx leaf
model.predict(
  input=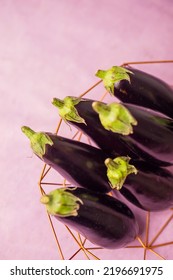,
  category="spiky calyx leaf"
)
[92,101,137,135]
[21,126,53,158]
[52,96,86,125]
[40,187,83,217]
[105,157,137,190]
[95,66,133,94]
